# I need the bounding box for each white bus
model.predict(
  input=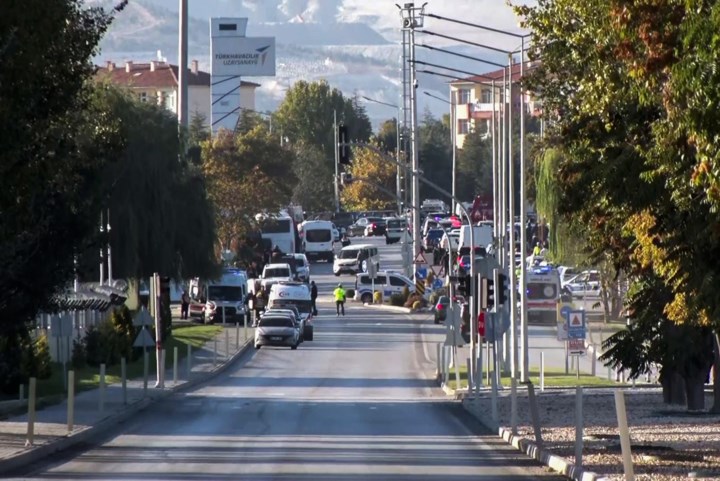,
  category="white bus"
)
[259,213,297,254]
